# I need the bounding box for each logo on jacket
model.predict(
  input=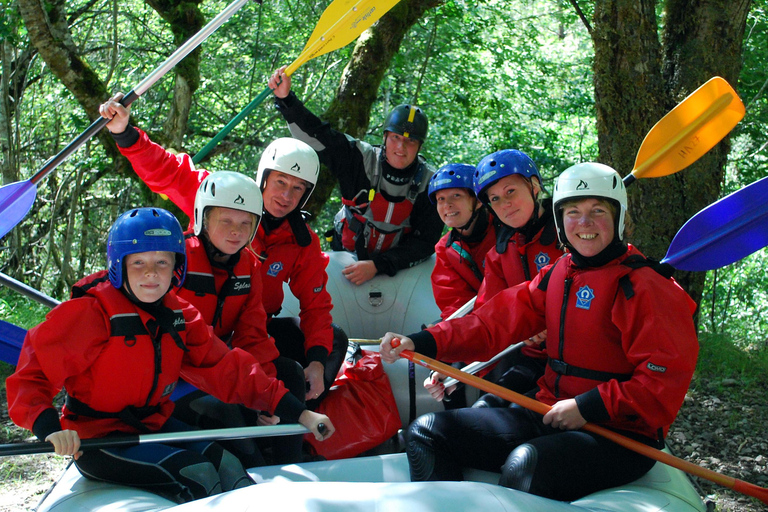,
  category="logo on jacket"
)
[534,252,551,271]
[267,261,283,277]
[162,382,176,397]
[647,362,667,373]
[575,285,595,310]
